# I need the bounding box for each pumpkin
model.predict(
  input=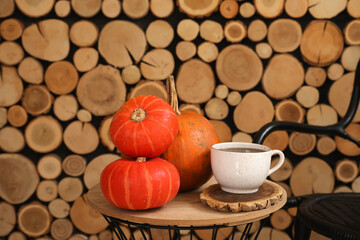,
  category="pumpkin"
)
[162,77,220,192]
[109,95,179,158]
[100,157,180,210]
